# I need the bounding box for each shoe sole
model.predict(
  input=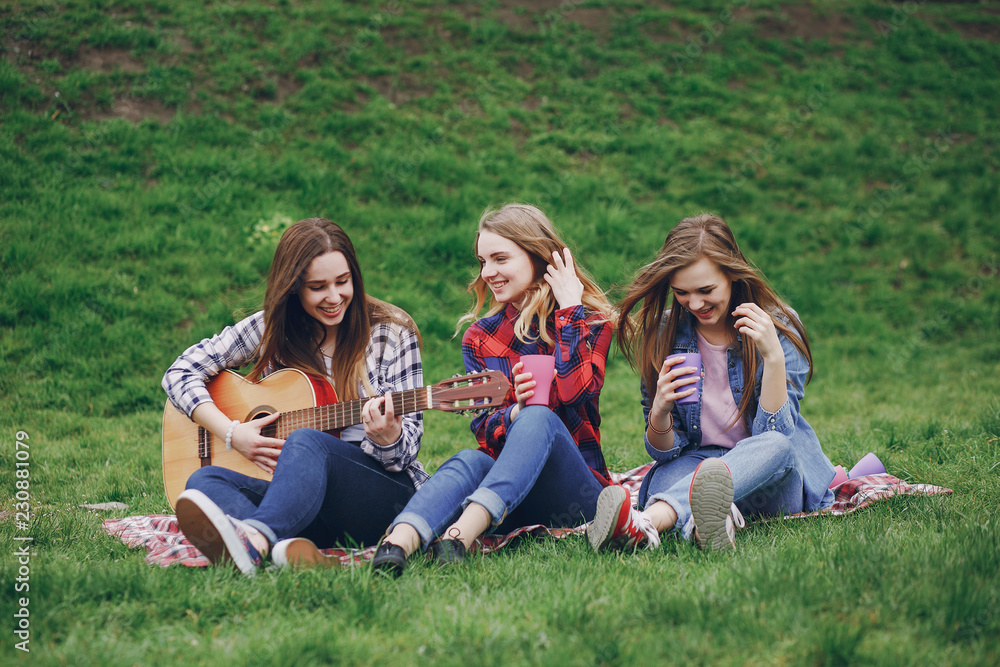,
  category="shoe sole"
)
[176,489,257,577]
[272,538,338,569]
[587,485,629,552]
[689,458,734,552]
